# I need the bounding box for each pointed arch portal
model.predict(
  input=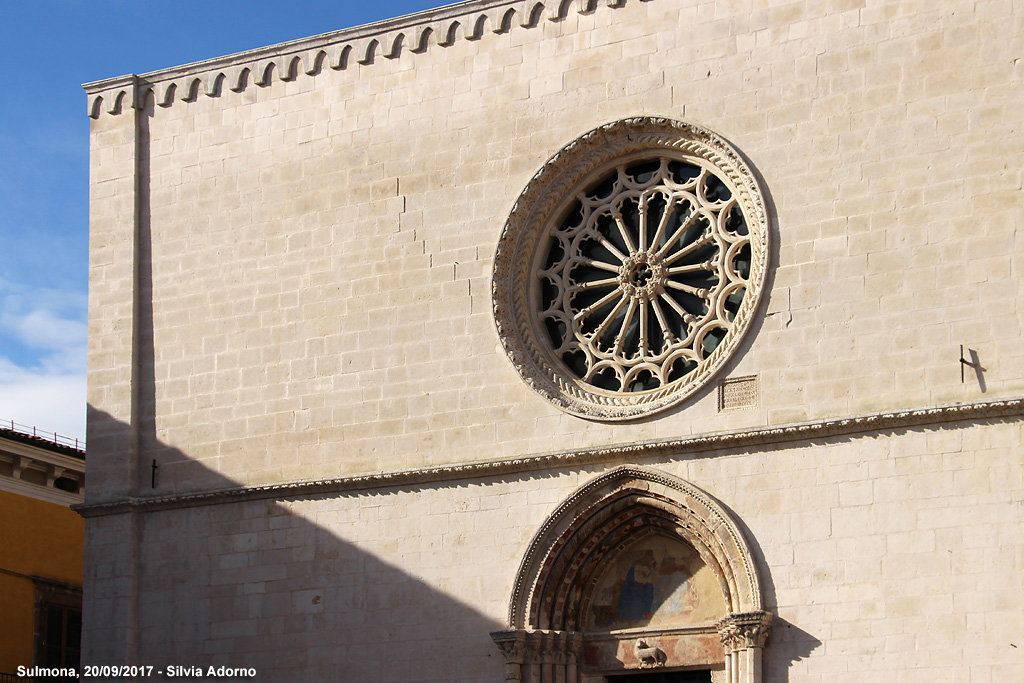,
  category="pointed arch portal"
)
[493,466,771,683]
